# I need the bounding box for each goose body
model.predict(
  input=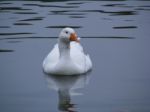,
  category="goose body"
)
[43,28,92,75]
